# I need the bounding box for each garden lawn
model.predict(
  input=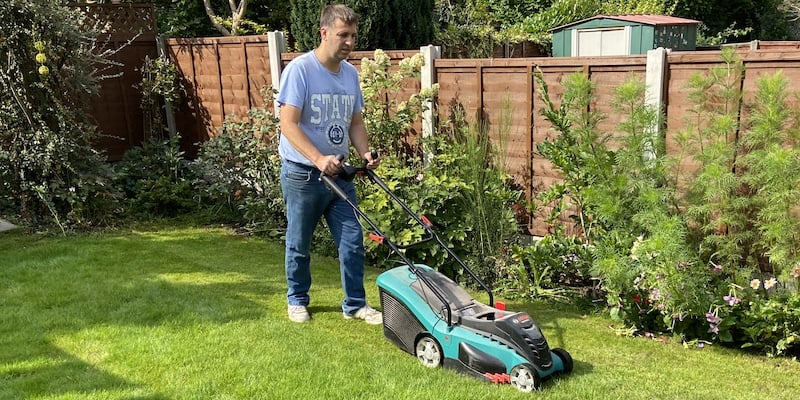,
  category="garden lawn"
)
[0,225,797,400]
